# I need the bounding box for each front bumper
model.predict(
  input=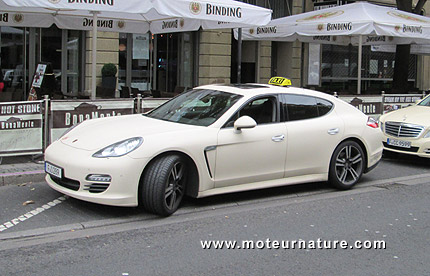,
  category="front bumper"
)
[44,141,150,207]
[381,134,430,158]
